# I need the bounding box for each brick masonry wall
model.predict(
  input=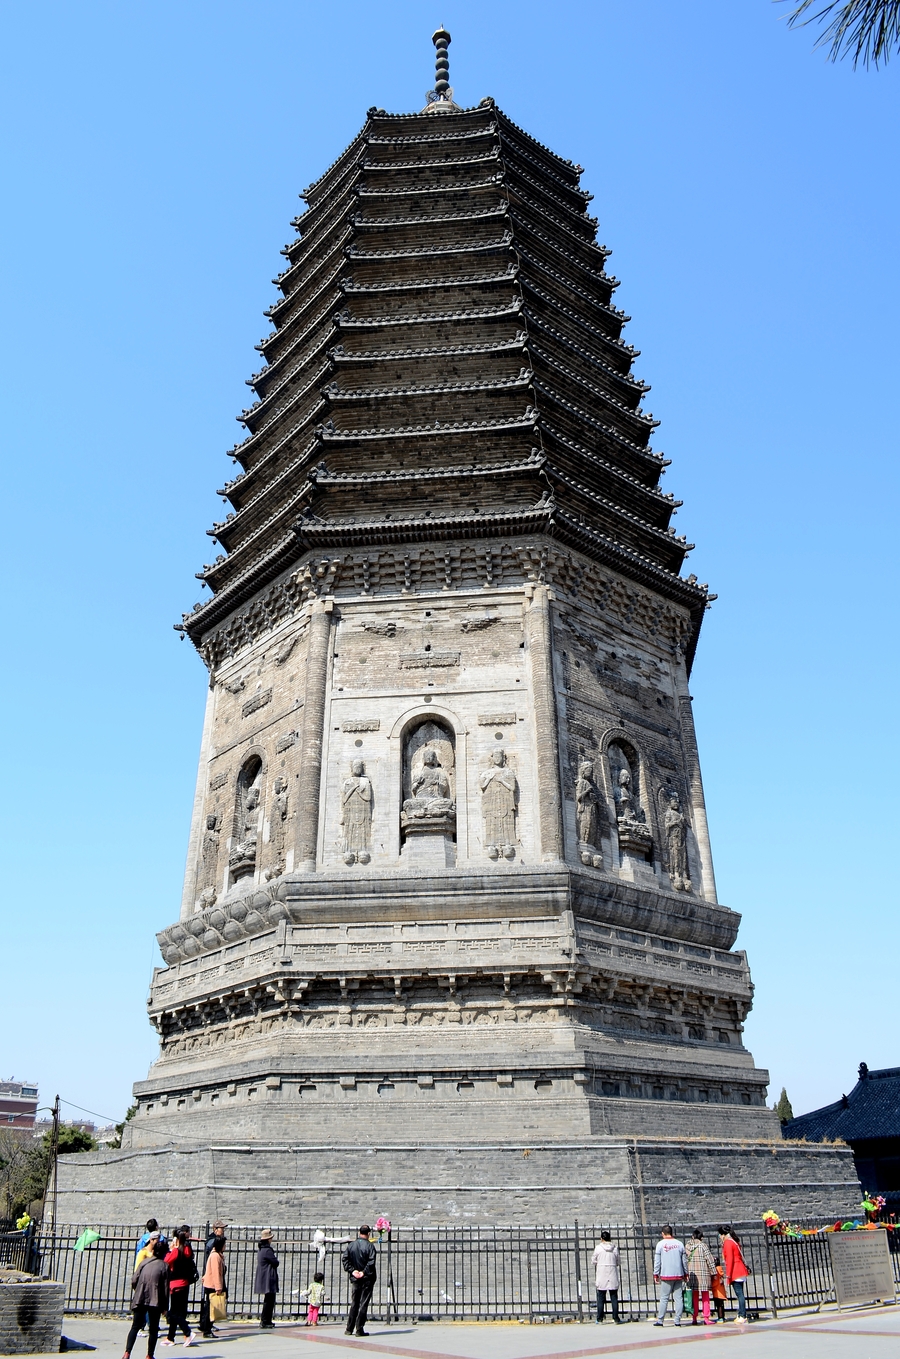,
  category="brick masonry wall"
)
[0,1283,65,1355]
[57,1138,858,1229]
